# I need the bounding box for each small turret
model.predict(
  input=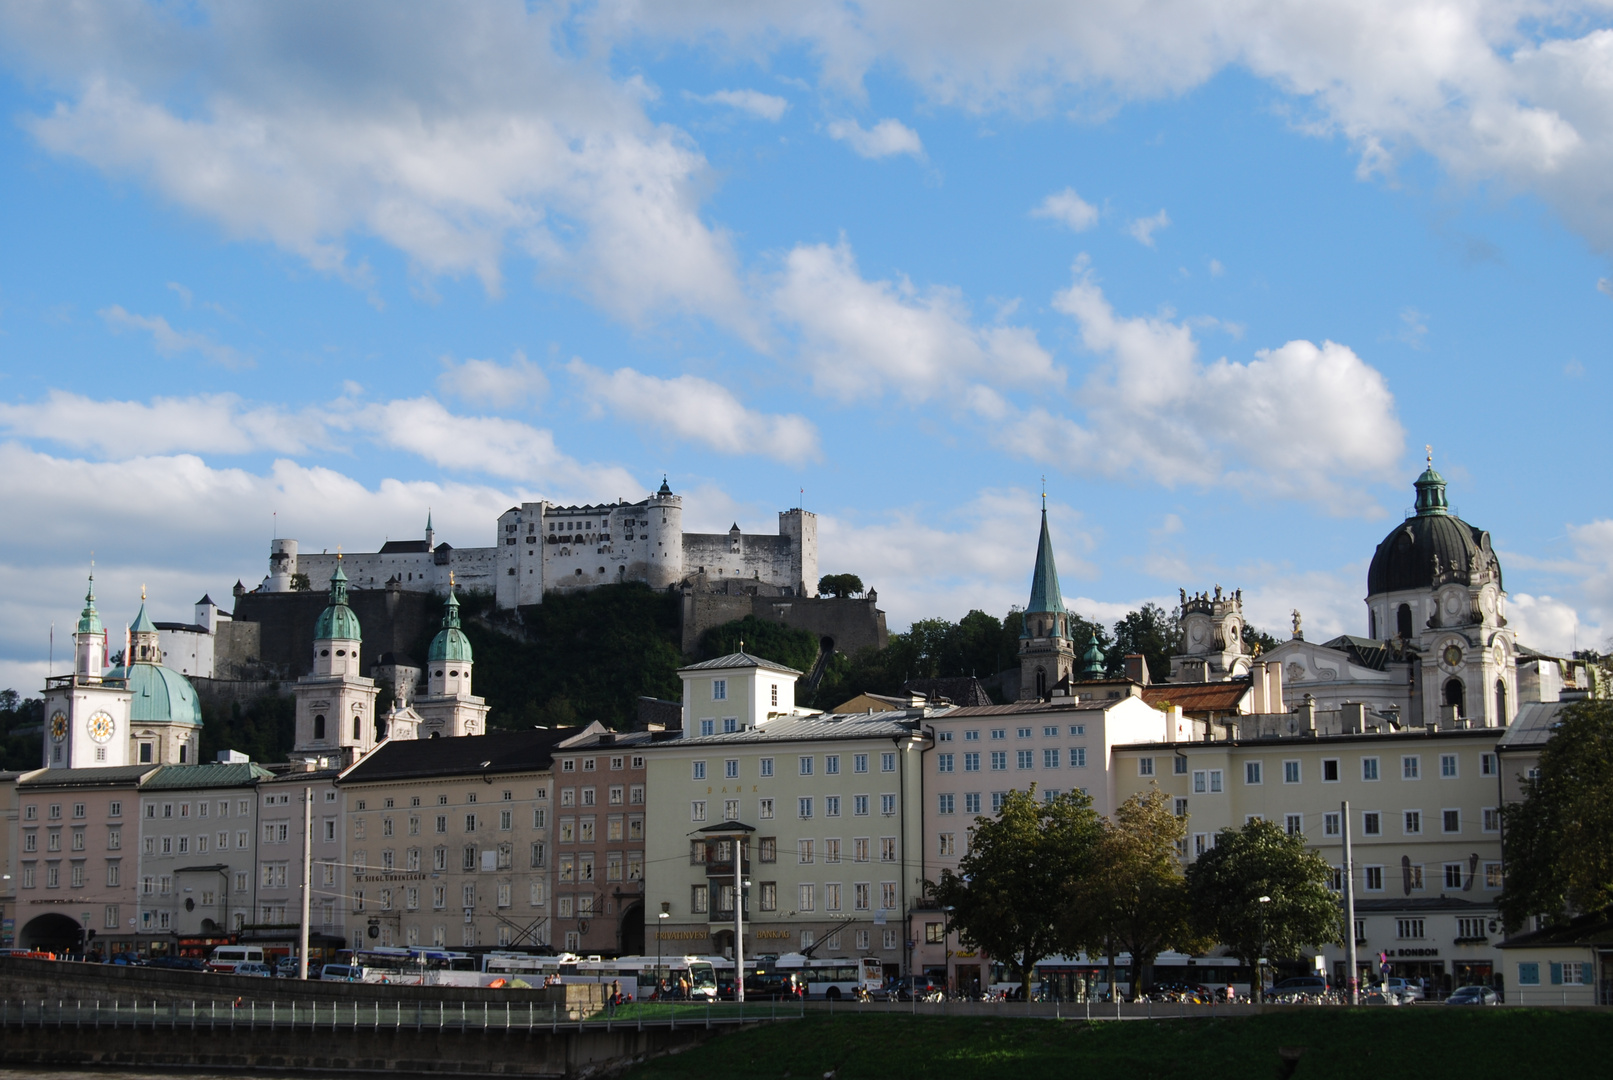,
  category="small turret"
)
[74,573,106,679]
[130,586,162,665]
